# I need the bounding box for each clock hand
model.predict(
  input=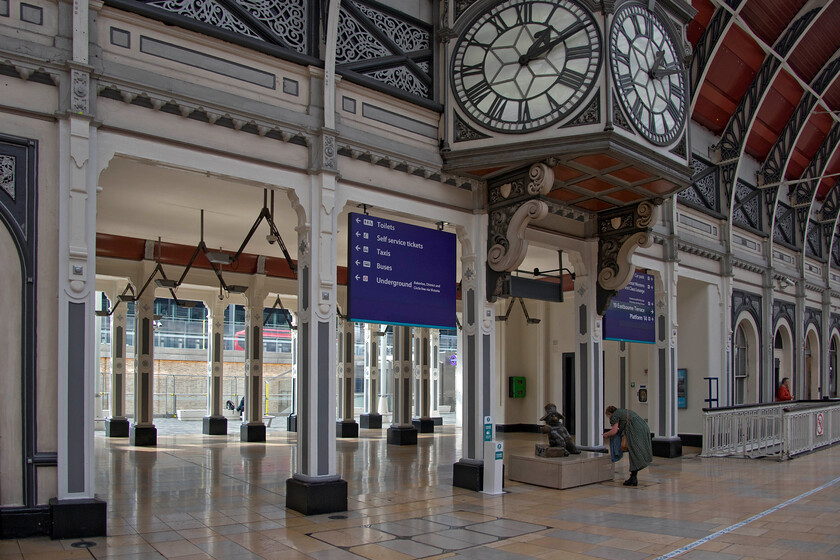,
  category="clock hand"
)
[651,66,683,79]
[519,20,588,65]
[648,49,664,77]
